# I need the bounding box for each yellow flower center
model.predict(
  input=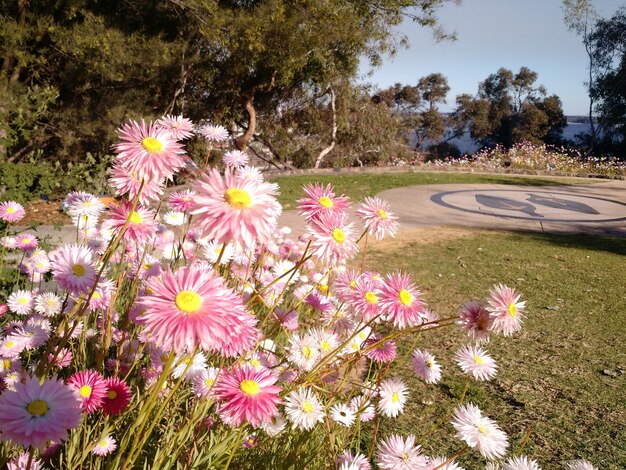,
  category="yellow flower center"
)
[398,289,413,306]
[79,385,93,397]
[107,390,118,400]
[318,196,333,208]
[249,358,260,367]
[2,359,10,370]
[377,209,388,219]
[142,137,163,153]
[6,207,16,213]
[426,359,433,368]
[320,340,331,351]
[473,355,484,364]
[18,297,27,305]
[27,399,49,416]
[391,392,399,403]
[204,378,214,387]
[240,379,260,396]
[364,291,378,304]
[99,440,108,447]
[302,346,313,359]
[175,290,202,313]
[317,284,329,293]
[302,401,314,413]
[332,228,345,243]
[478,425,489,435]
[5,341,15,348]
[349,280,357,289]
[508,303,517,317]
[47,299,56,306]
[224,188,252,209]
[21,237,31,244]
[92,291,101,300]
[129,211,143,224]
[72,263,85,276]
